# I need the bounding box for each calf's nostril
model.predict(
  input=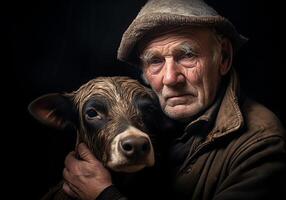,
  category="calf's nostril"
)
[140,140,150,153]
[119,136,151,158]
[122,142,133,152]
[142,142,149,152]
